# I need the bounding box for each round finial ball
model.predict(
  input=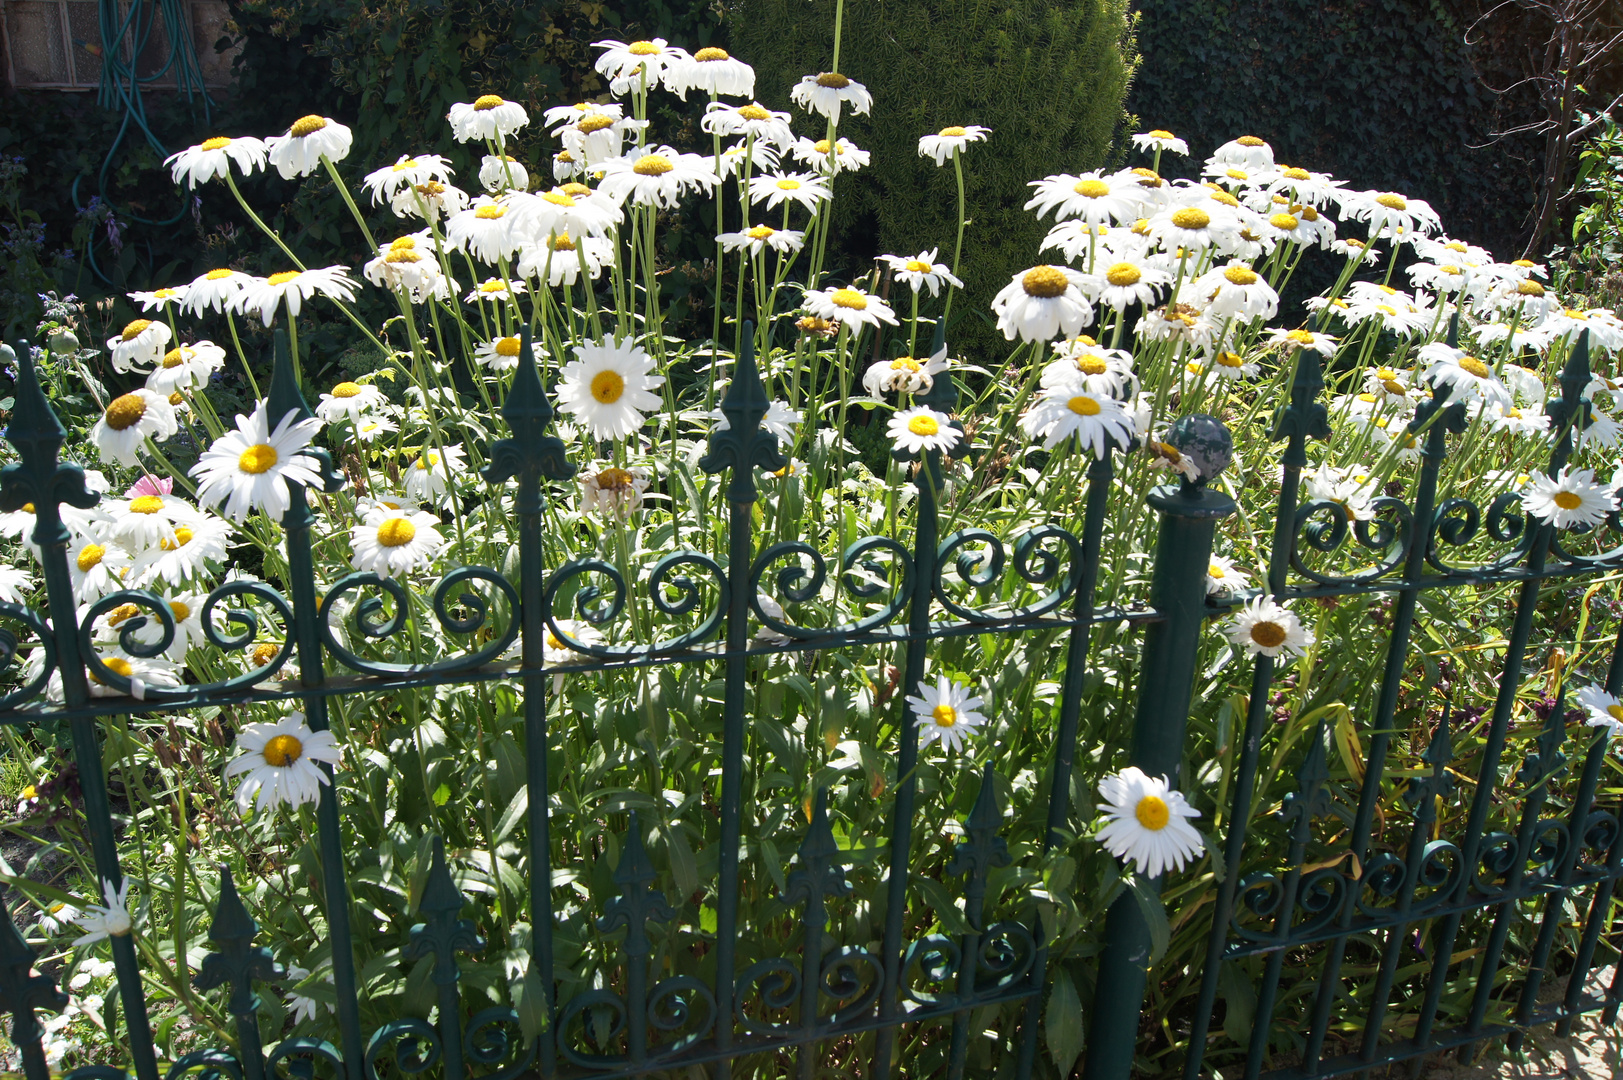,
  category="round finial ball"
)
[1165,413,1233,486]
